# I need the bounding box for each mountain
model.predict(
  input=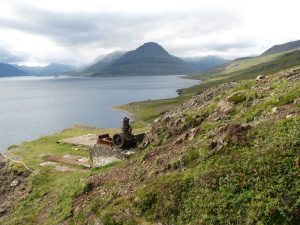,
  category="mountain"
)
[84,51,126,73]
[182,55,229,72]
[0,62,28,77]
[84,42,192,76]
[190,47,300,83]
[20,63,74,76]
[262,39,300,55]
